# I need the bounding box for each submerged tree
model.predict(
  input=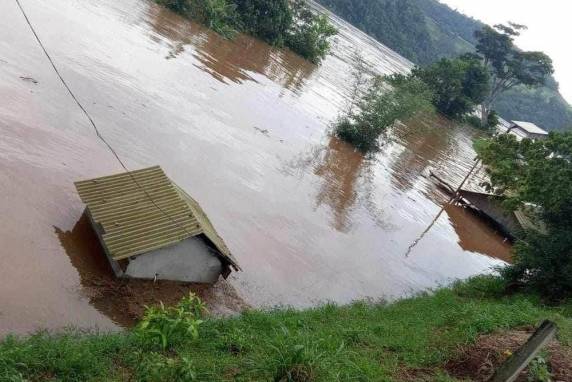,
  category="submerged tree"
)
[334,74,434,152]
[412,54,489,120]
[474,23,554,127]
[235,0,292,44]
[286,0,338,63]
[155,0,337,63]
[475,132,572,299]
